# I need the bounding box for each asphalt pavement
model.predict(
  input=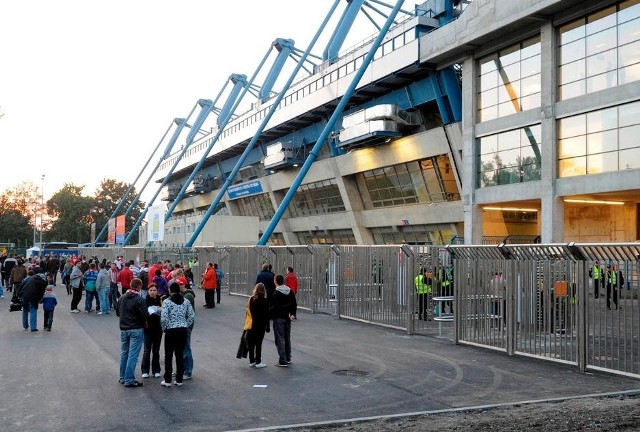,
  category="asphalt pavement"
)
[1,285,639,432]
